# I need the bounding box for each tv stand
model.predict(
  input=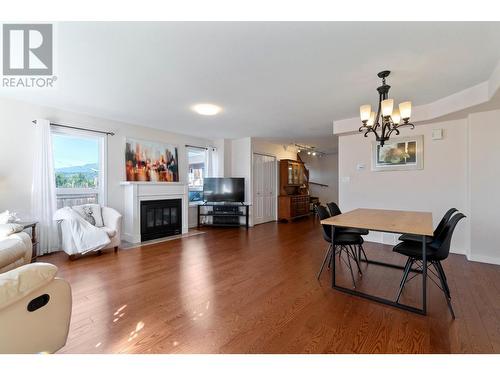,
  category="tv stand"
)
[197,203,249,228]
